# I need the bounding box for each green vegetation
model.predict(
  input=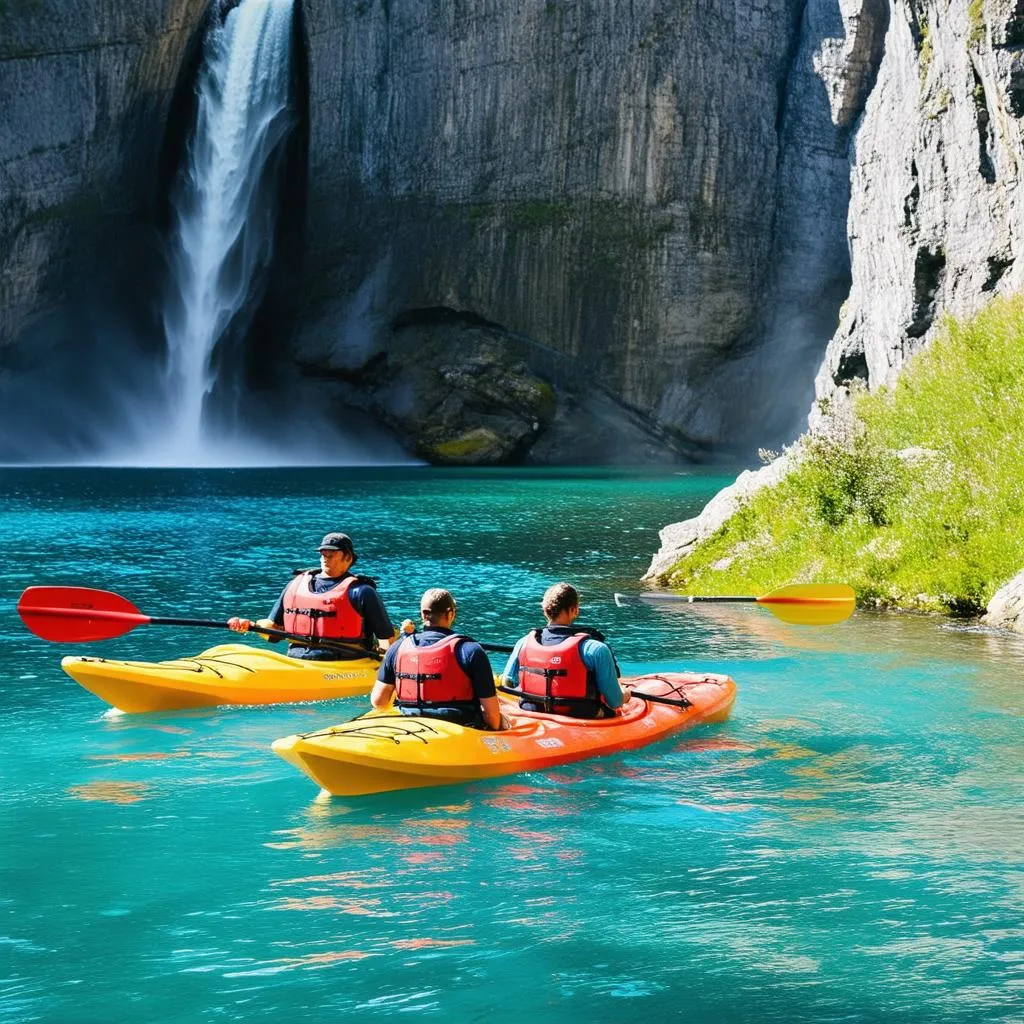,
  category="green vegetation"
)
[504,200,573,232]
[968,0,986,46]
[421,427,503,463]
[930,87,952,119]
[666,295,1024,615]
[919,16,933,87]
